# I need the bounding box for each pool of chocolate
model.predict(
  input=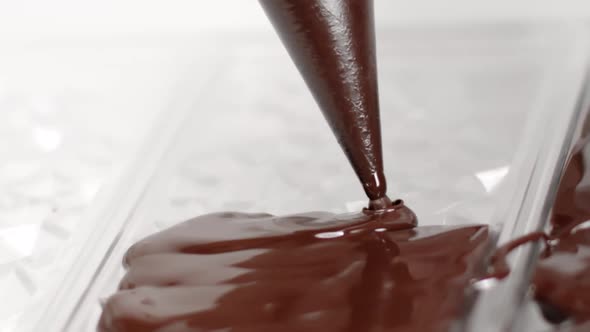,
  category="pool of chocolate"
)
[98,201,490,332]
